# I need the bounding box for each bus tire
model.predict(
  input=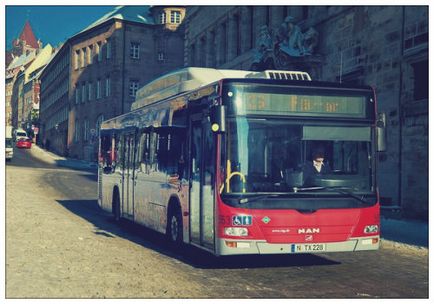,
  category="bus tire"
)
[112,188,121,222]
[167,204,183,247]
